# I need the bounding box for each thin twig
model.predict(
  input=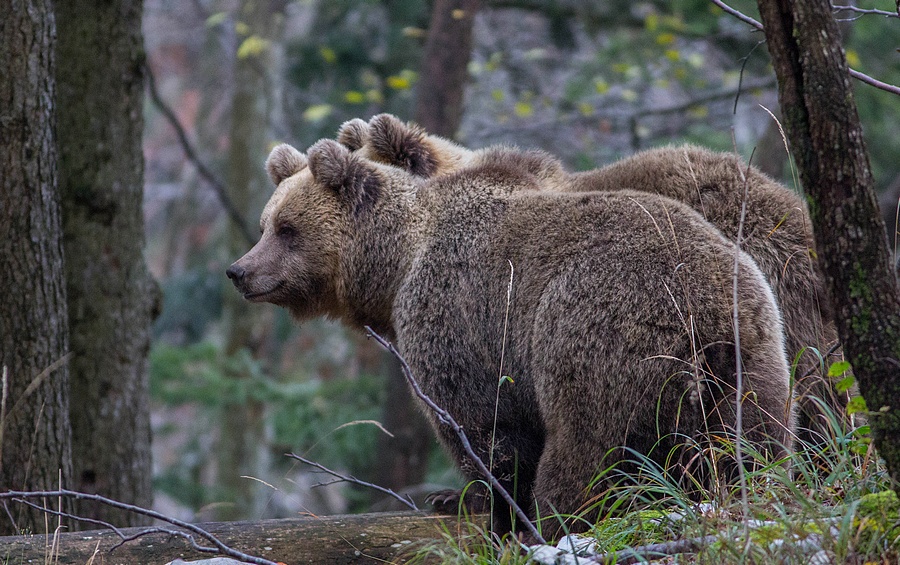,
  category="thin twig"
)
[365,326,547,545]
[731,145,755,554]
[13,498,125,539]
[0,490,279,565]
[286,453,418,510]
[711,0,900,96]
[832,4,899,19]
[144,62,256,245]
